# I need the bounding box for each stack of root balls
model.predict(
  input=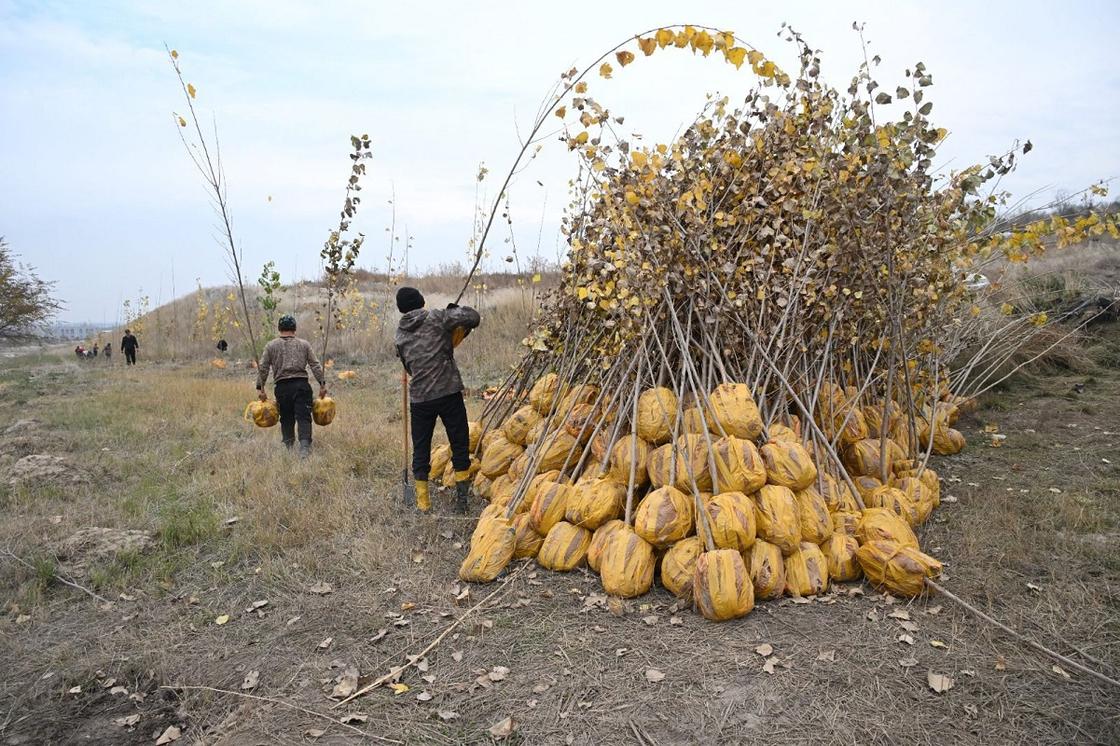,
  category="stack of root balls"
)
[452,27,1114,621]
